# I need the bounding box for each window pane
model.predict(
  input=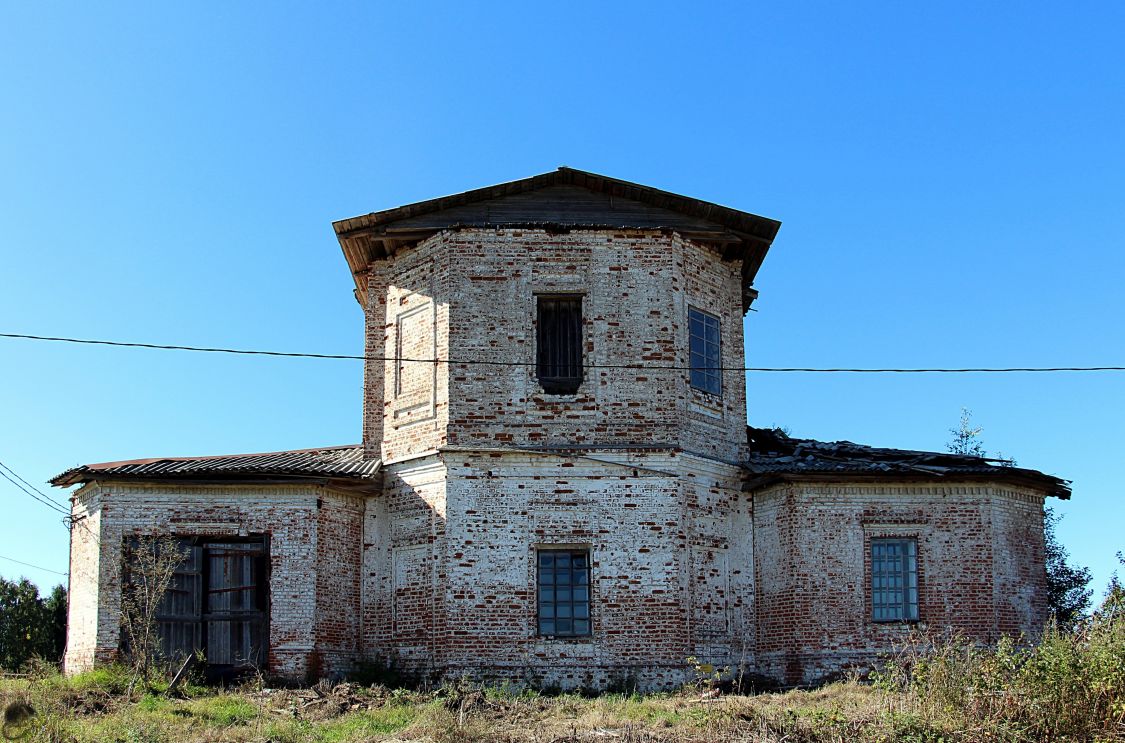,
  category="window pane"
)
[537,549,591,637]
[872,539,919,622]
[688,309,722,396]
